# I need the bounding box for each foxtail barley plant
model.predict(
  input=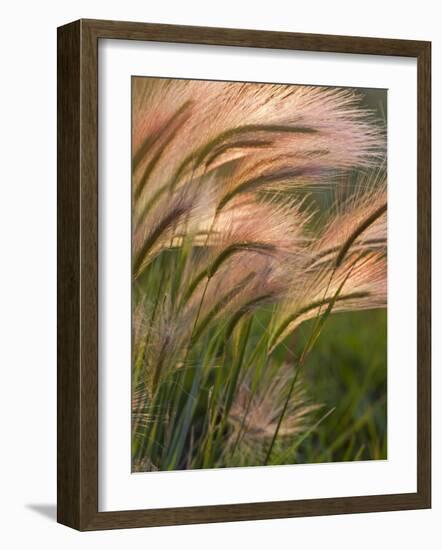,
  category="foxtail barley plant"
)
[131,78,387,472]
